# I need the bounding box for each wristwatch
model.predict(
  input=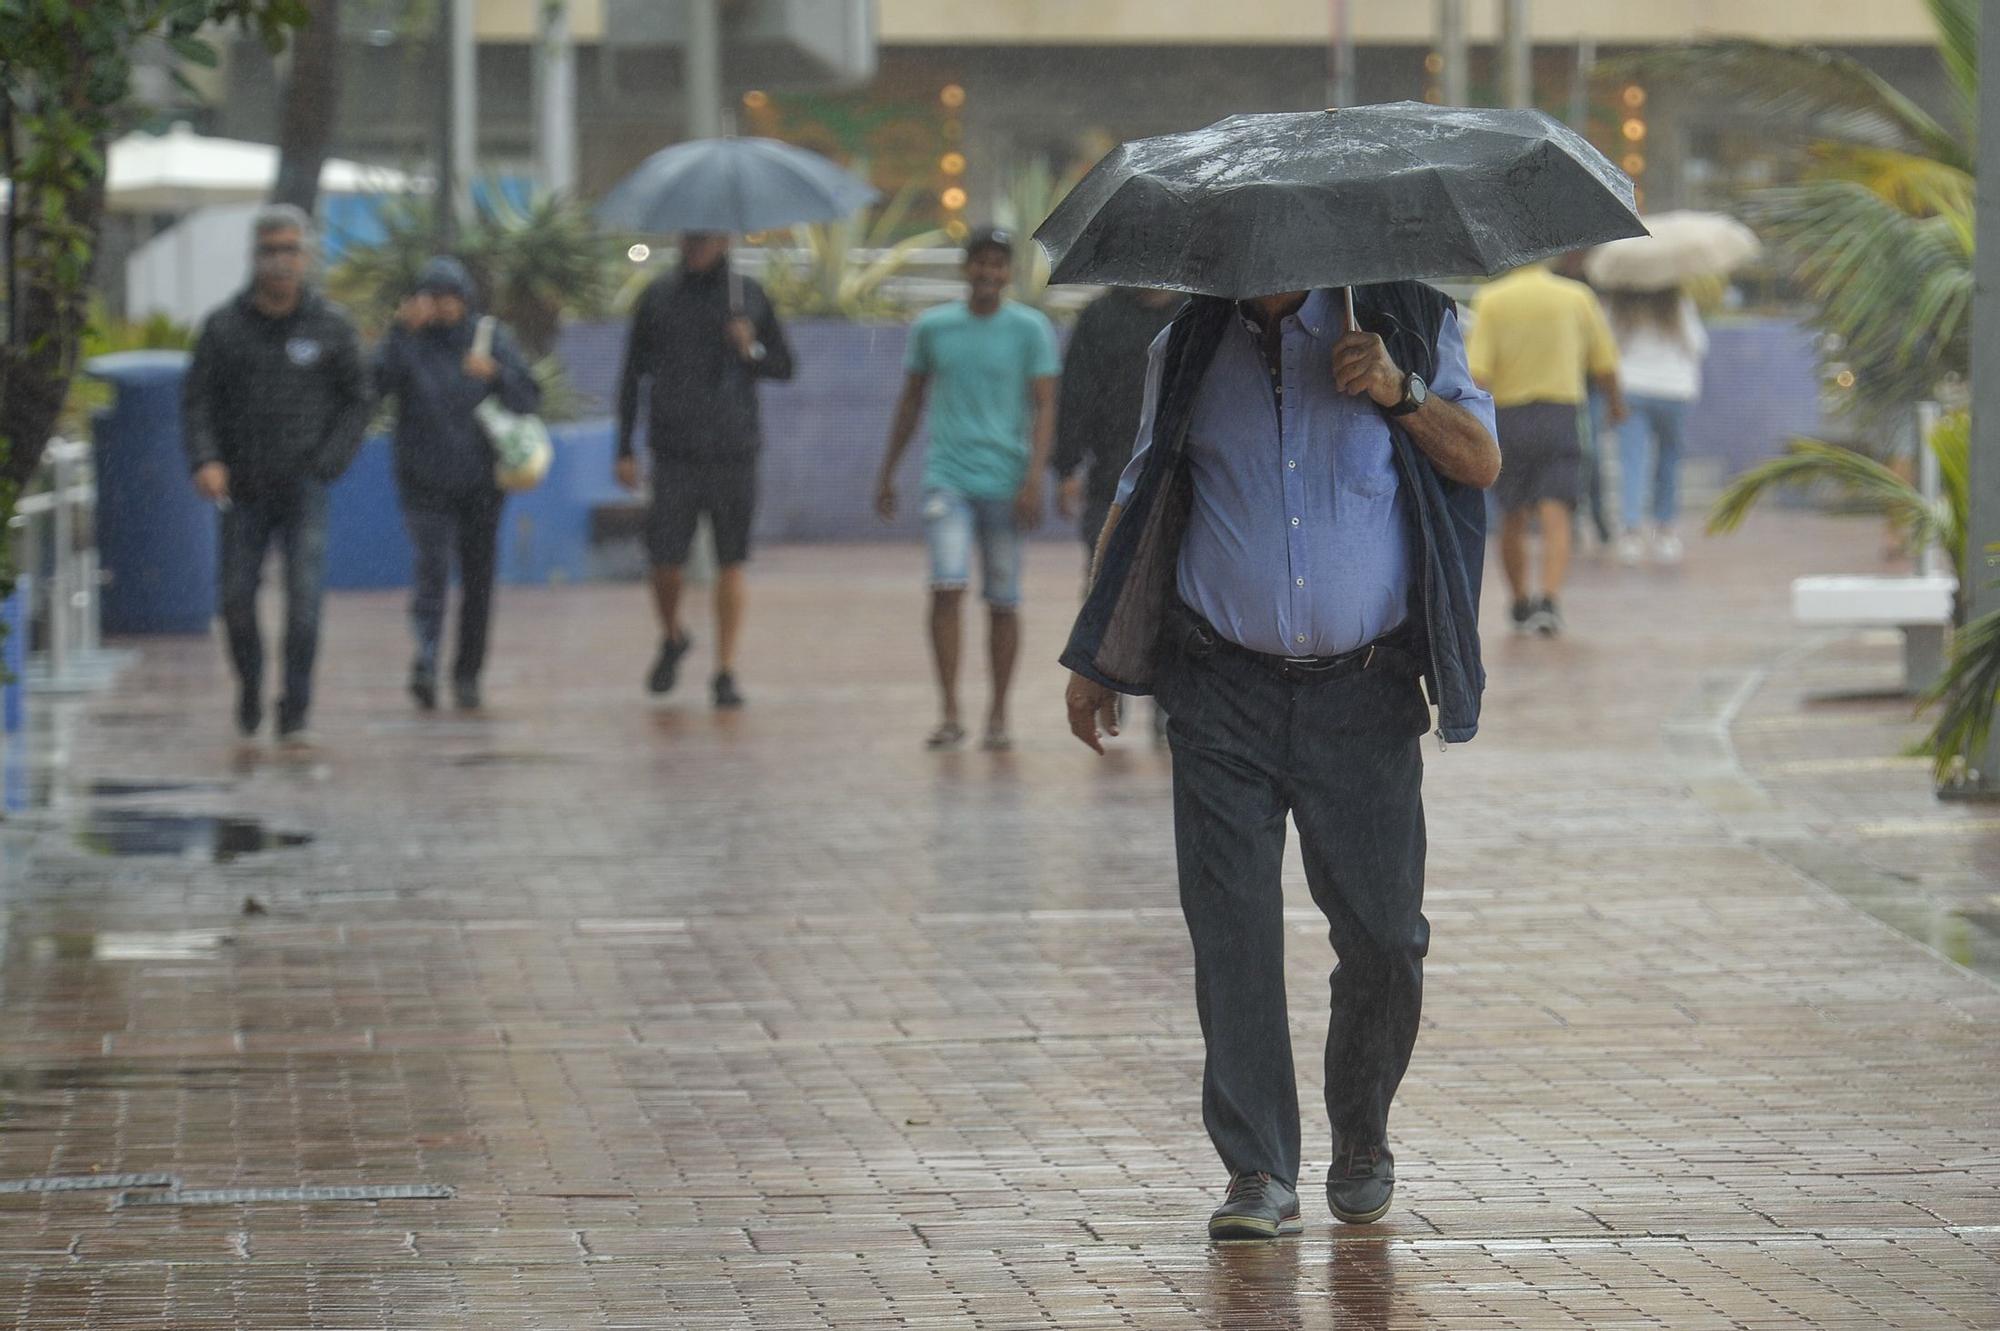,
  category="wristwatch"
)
[1386,372,1427,417]
[747,340,768,363]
